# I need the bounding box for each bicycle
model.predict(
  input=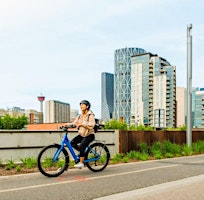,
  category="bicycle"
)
[37,125,110,177]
